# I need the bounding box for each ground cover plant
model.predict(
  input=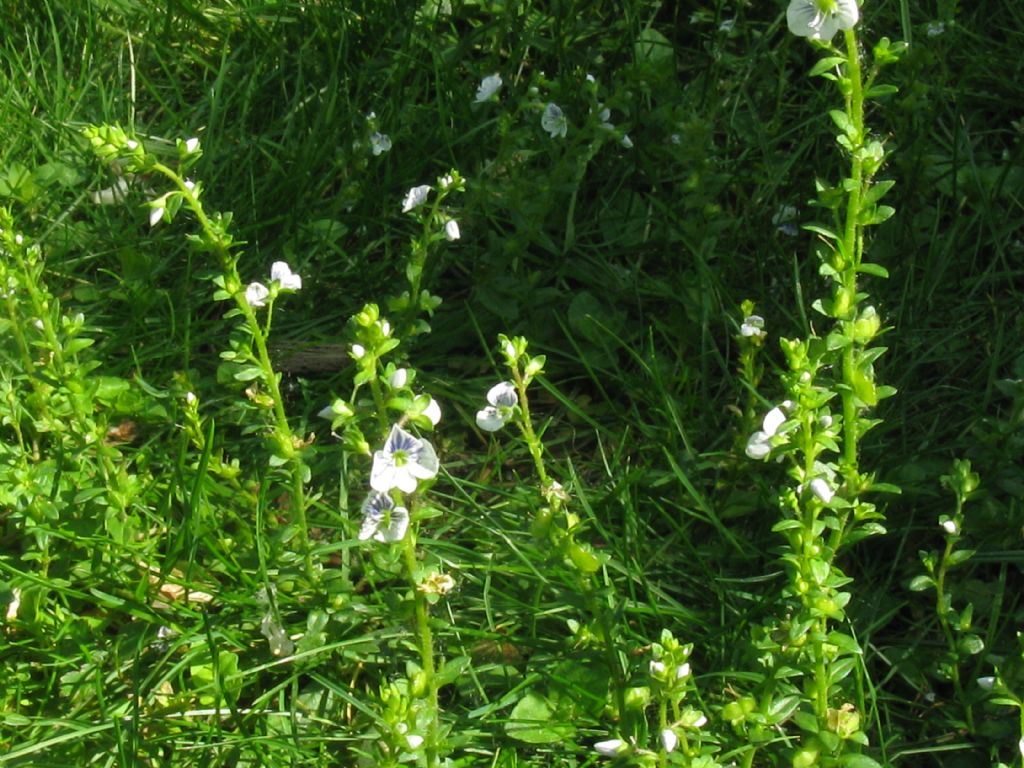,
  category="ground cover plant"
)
[1,0,1023,766]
